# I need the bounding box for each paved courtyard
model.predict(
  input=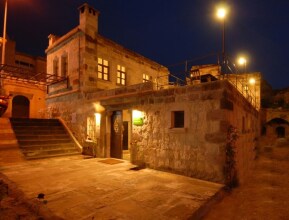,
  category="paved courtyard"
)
[0,155,224,219]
